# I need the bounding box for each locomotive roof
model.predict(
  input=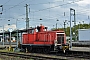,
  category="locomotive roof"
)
[37,30,65,33]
